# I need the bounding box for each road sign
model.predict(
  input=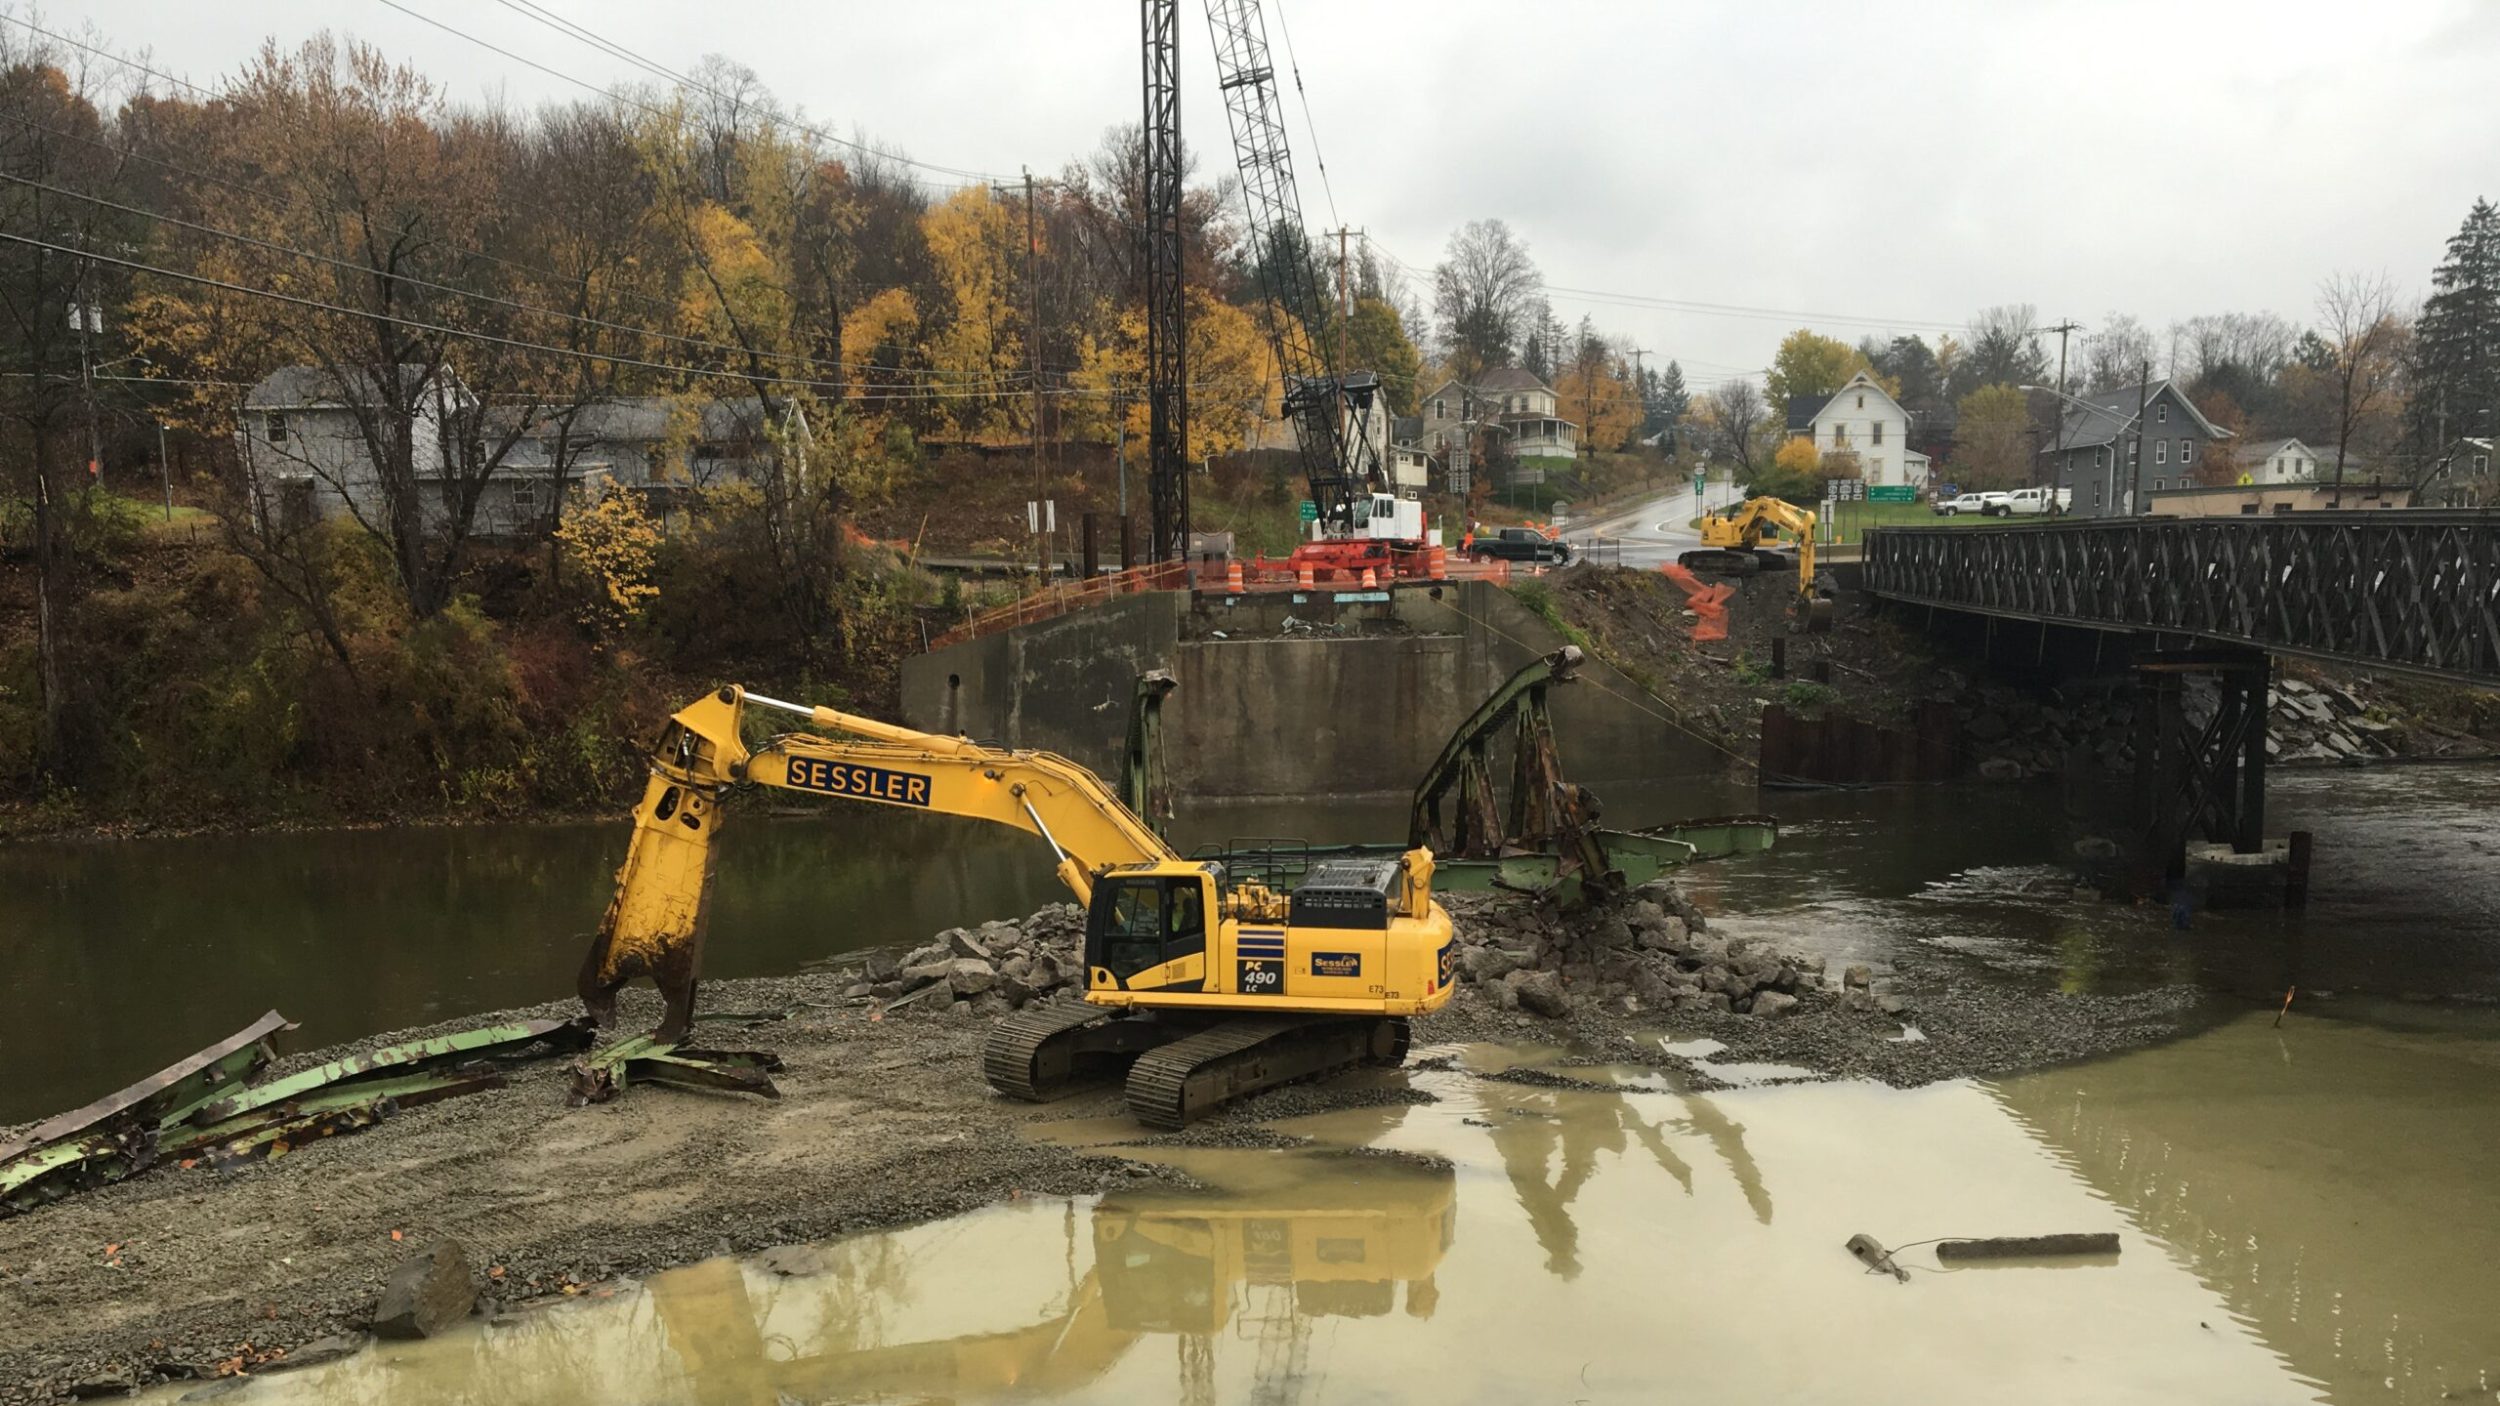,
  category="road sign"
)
[1867,485,1915,503]
[1297,500,1318,522]
[1692,471,1706,498]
